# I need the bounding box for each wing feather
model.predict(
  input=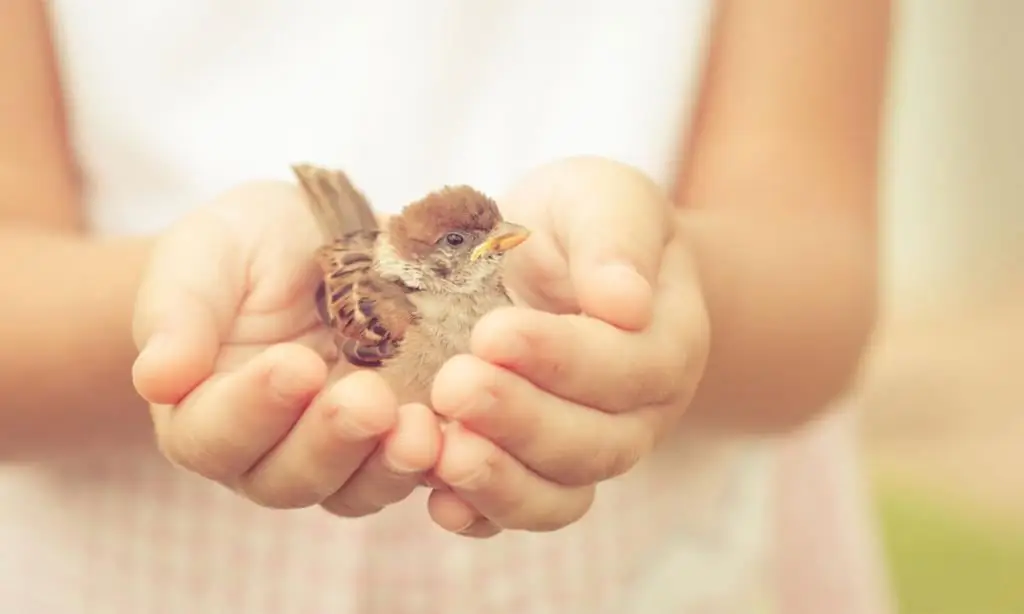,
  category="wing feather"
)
[292,163,417,367]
